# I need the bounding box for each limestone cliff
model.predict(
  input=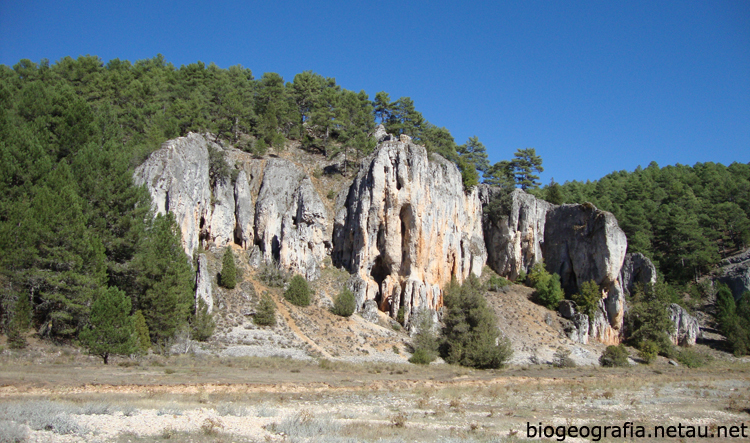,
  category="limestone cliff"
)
[333,138,486,324]
[544,203,628,344]
[480,187,552,281]
[254,159,329,280]
[620,252,657,296]
[133,133,216,256]
[134,133,329,280]
[668,303,701,346]
[719,248,750,299]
